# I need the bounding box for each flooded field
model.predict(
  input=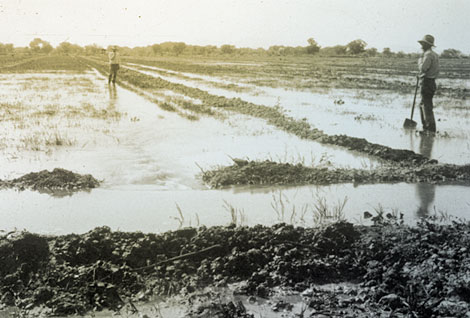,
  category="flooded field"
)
[127,59,470,164]
[1,55,470,235]
[1,54,470,318]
